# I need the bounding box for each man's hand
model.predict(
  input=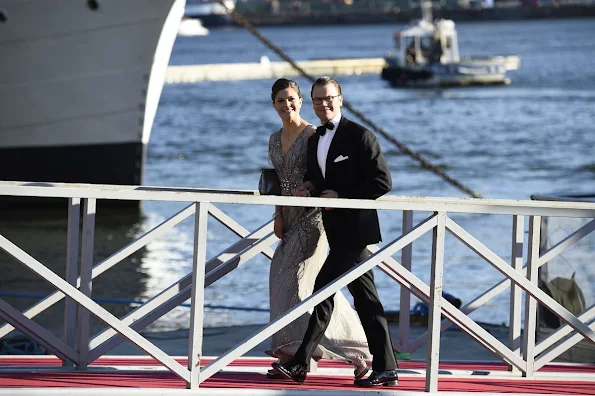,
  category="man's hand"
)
[321,190,338,199]
[321,189,338,210]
